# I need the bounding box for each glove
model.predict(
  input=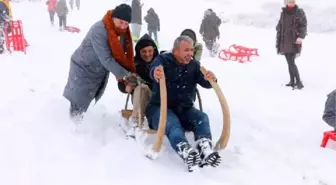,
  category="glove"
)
[123,72,139,87]
[296,38,303,44]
